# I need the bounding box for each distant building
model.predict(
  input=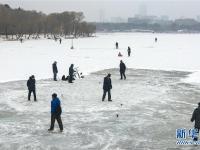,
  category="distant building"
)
[160,15,169,21]
[197,15,200,22]
[110,17,127,23]
[99,9,105,23]
[138,4,147,17]
[128,15,157,24]
[175,18,199,26]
